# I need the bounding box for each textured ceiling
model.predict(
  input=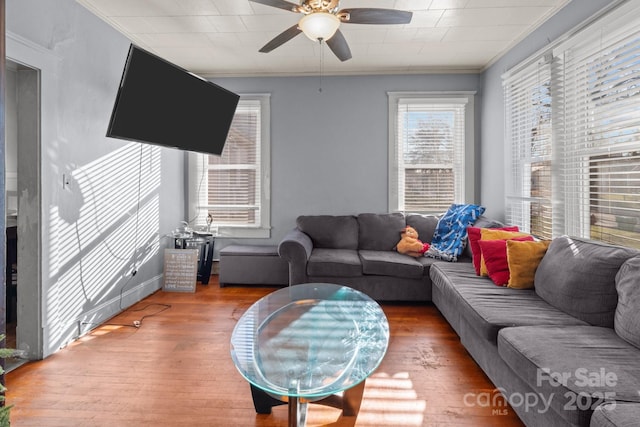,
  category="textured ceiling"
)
[76,0,570,77]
